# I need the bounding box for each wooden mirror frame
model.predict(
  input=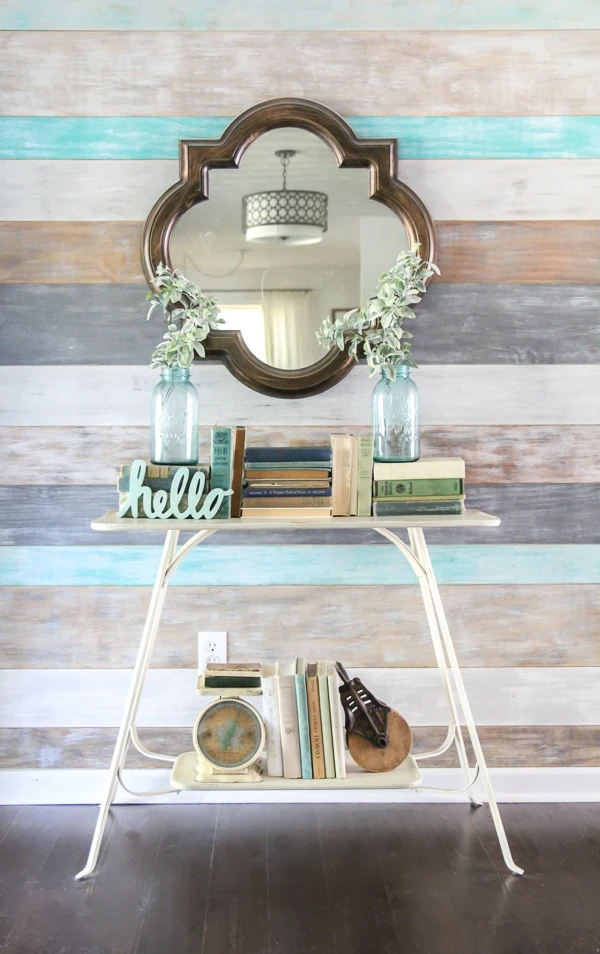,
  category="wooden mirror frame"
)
[141,97,436,399]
